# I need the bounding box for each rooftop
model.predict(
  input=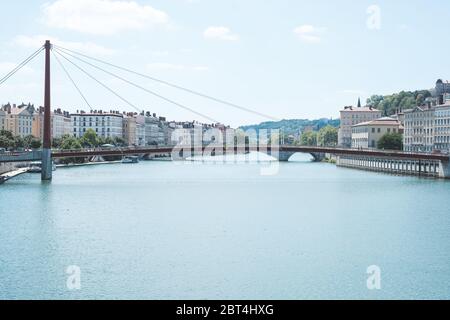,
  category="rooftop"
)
[353,117,402,127]
[70,112,124,117]
[340,106,381,112]
[435,103,450,109]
